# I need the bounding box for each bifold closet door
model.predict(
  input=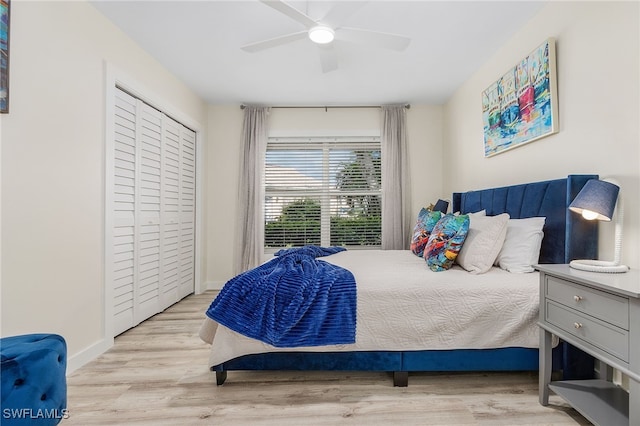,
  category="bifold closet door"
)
[112,89,138,335]
[111,87,196,336]
[160,116,181,310]
[179,127,196,299]
[136,103,163,323]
